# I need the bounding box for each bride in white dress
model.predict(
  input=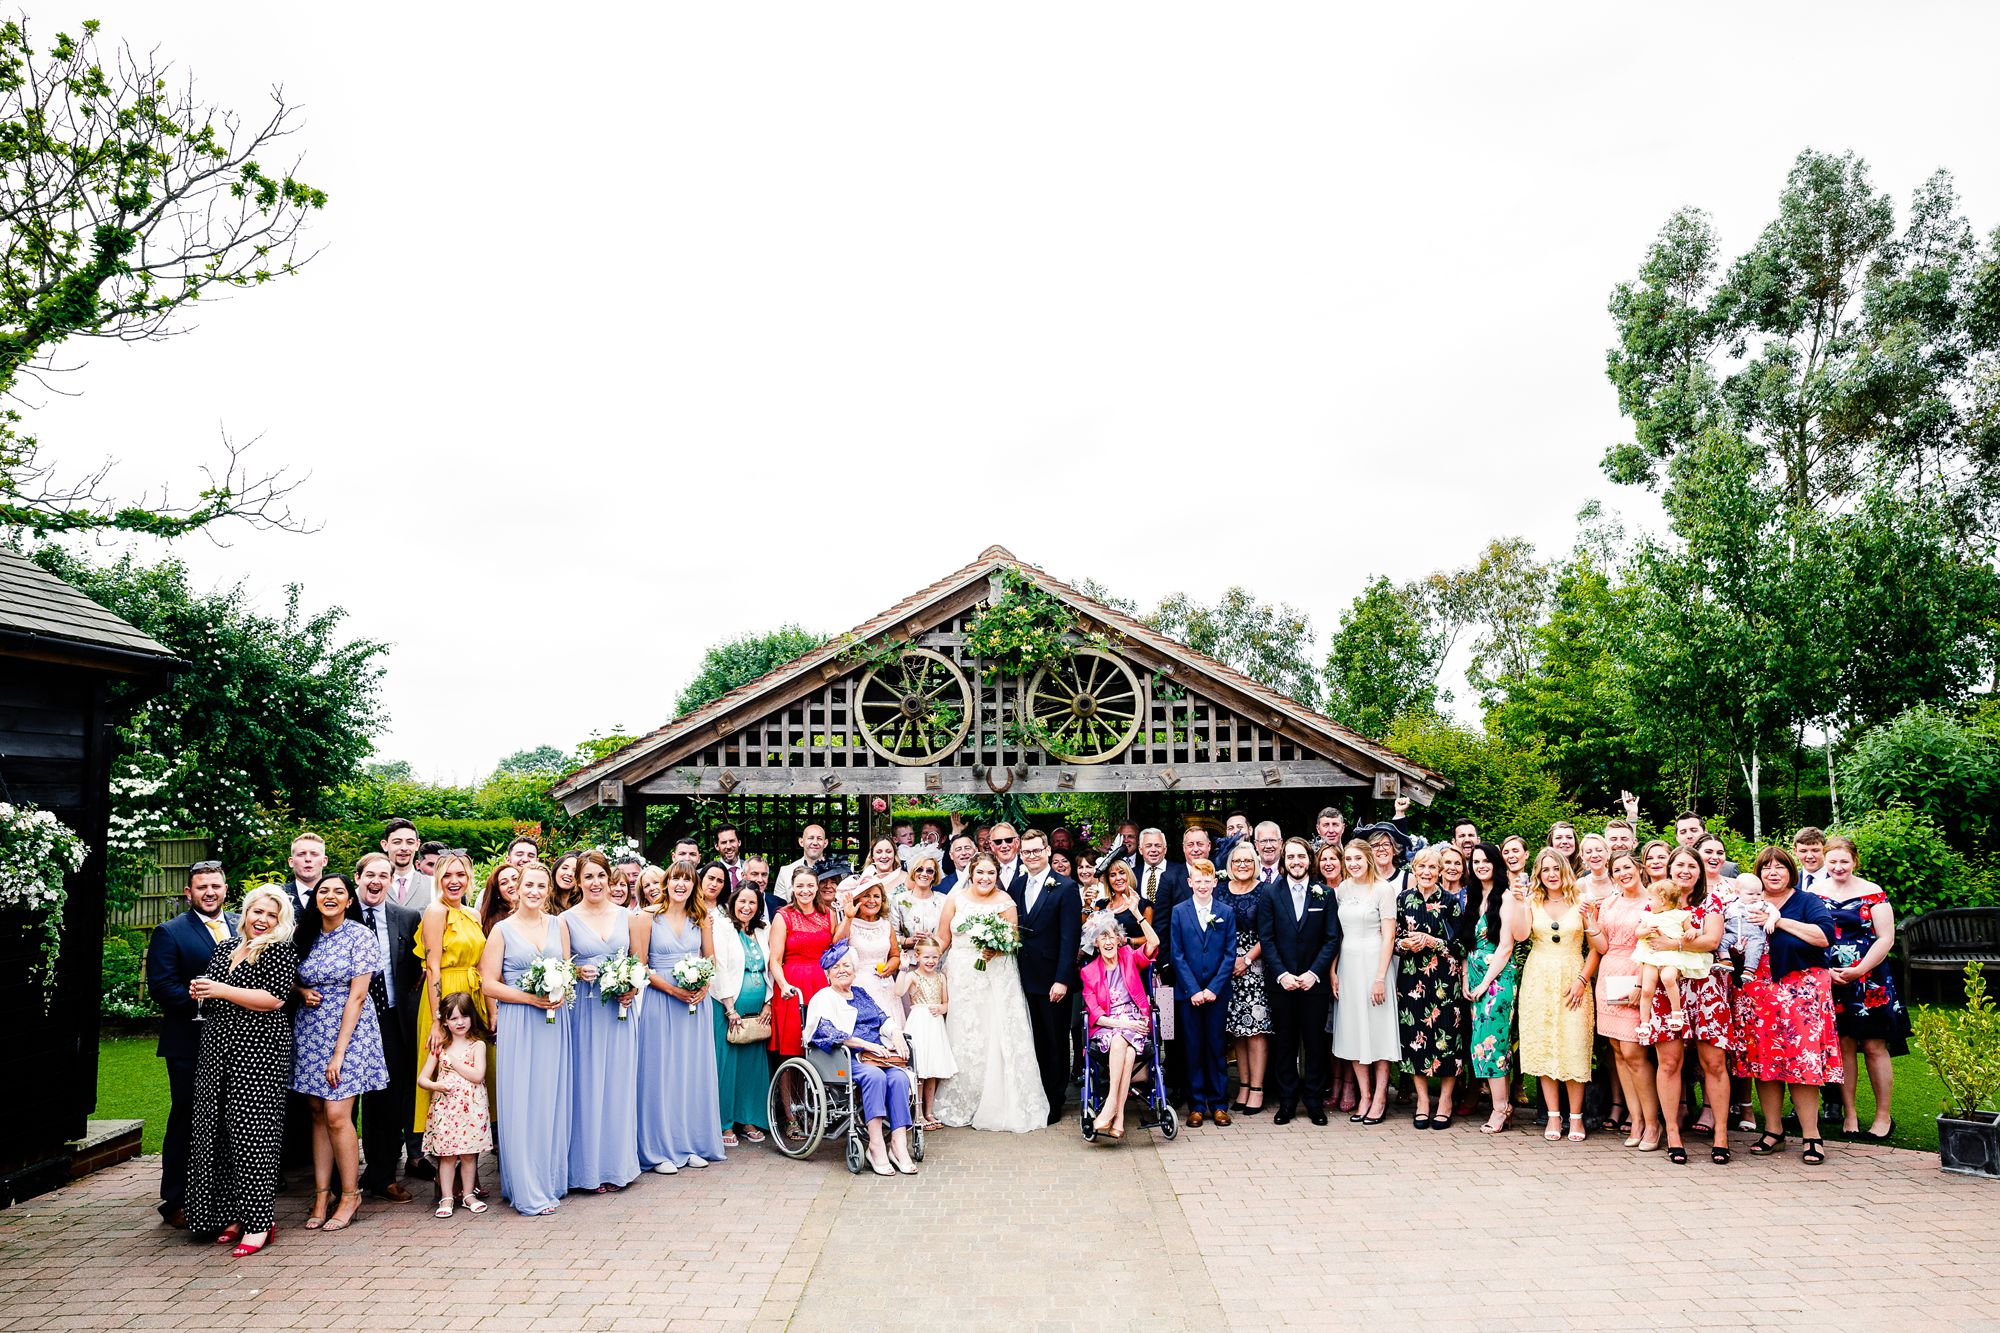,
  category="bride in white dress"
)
[932,854,1049,1133]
